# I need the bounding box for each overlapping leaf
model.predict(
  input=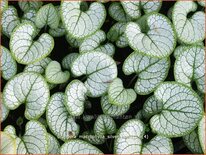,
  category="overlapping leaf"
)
[47,133,60,154]
[125,13,176,58]
[3,72,50,120]
[172,1,205,44]
[150,82,203,137]
[18,1,43,12]
[123,51,170,95]
[71,52,117,97]
[46,93,79,141]
[1,132,17,154]
[1,46,17,80]
[45,61,70,84]
[174,46,205,93]
[65,80,87,116]
[61,1,106,39]
[62,53,79,70]
[60,139,103,154]
[108,78,136,105]
[10,22,54,64]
